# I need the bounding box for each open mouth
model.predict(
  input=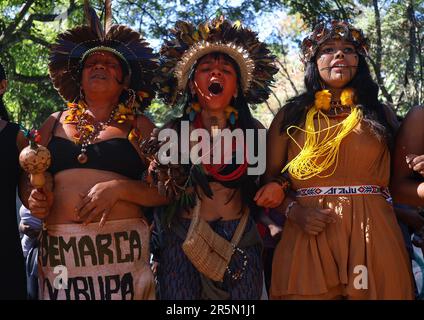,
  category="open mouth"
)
[208,82,224,95]
[91,73,107,80]
[331,64,349,69]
